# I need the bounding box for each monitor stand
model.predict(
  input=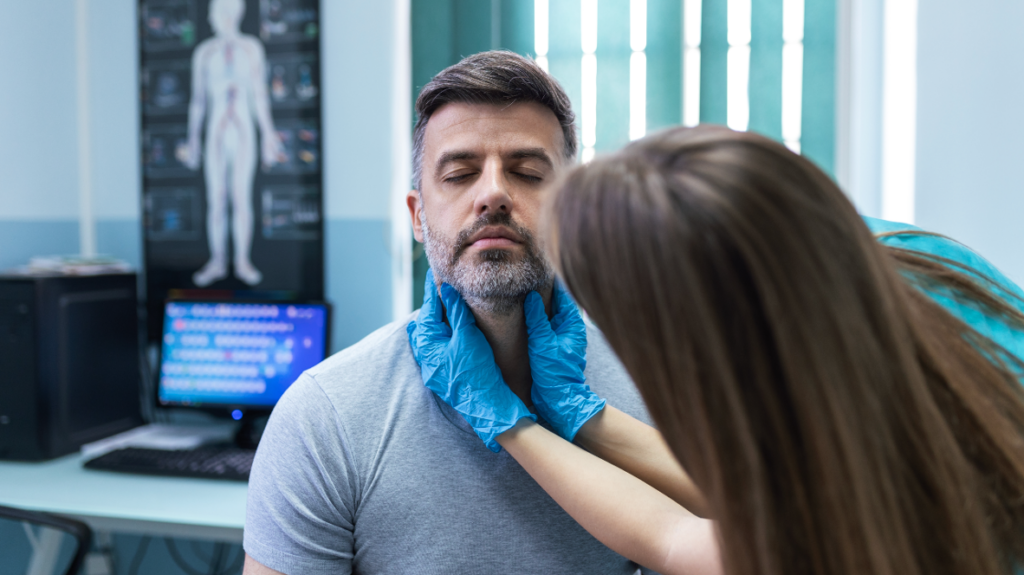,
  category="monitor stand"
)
[233,415,269,450]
